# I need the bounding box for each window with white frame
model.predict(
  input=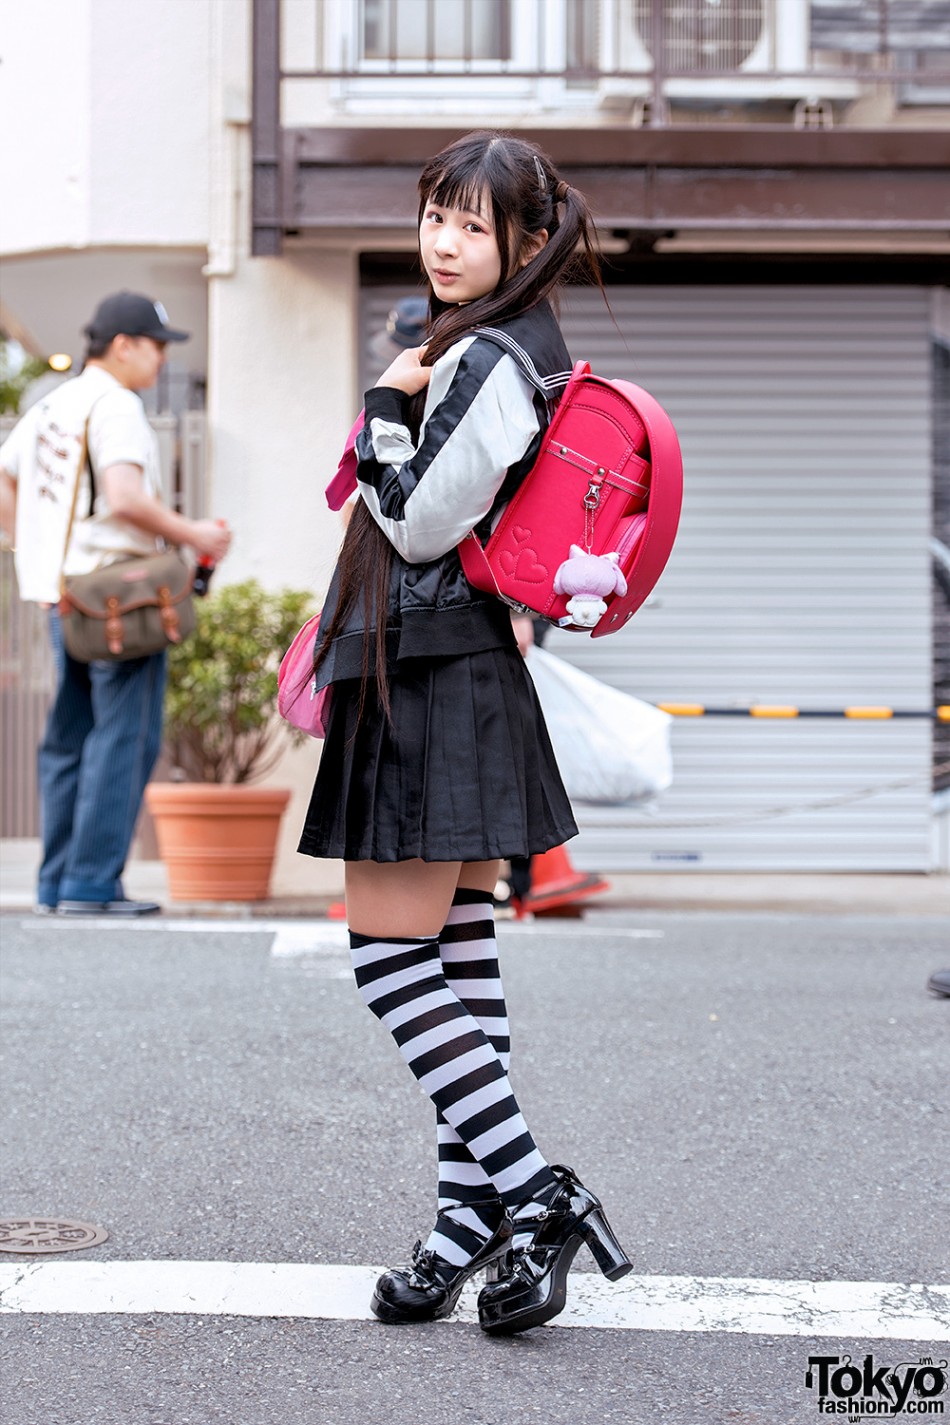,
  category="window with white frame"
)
[360,0,512,64]
[324,0,560,111]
